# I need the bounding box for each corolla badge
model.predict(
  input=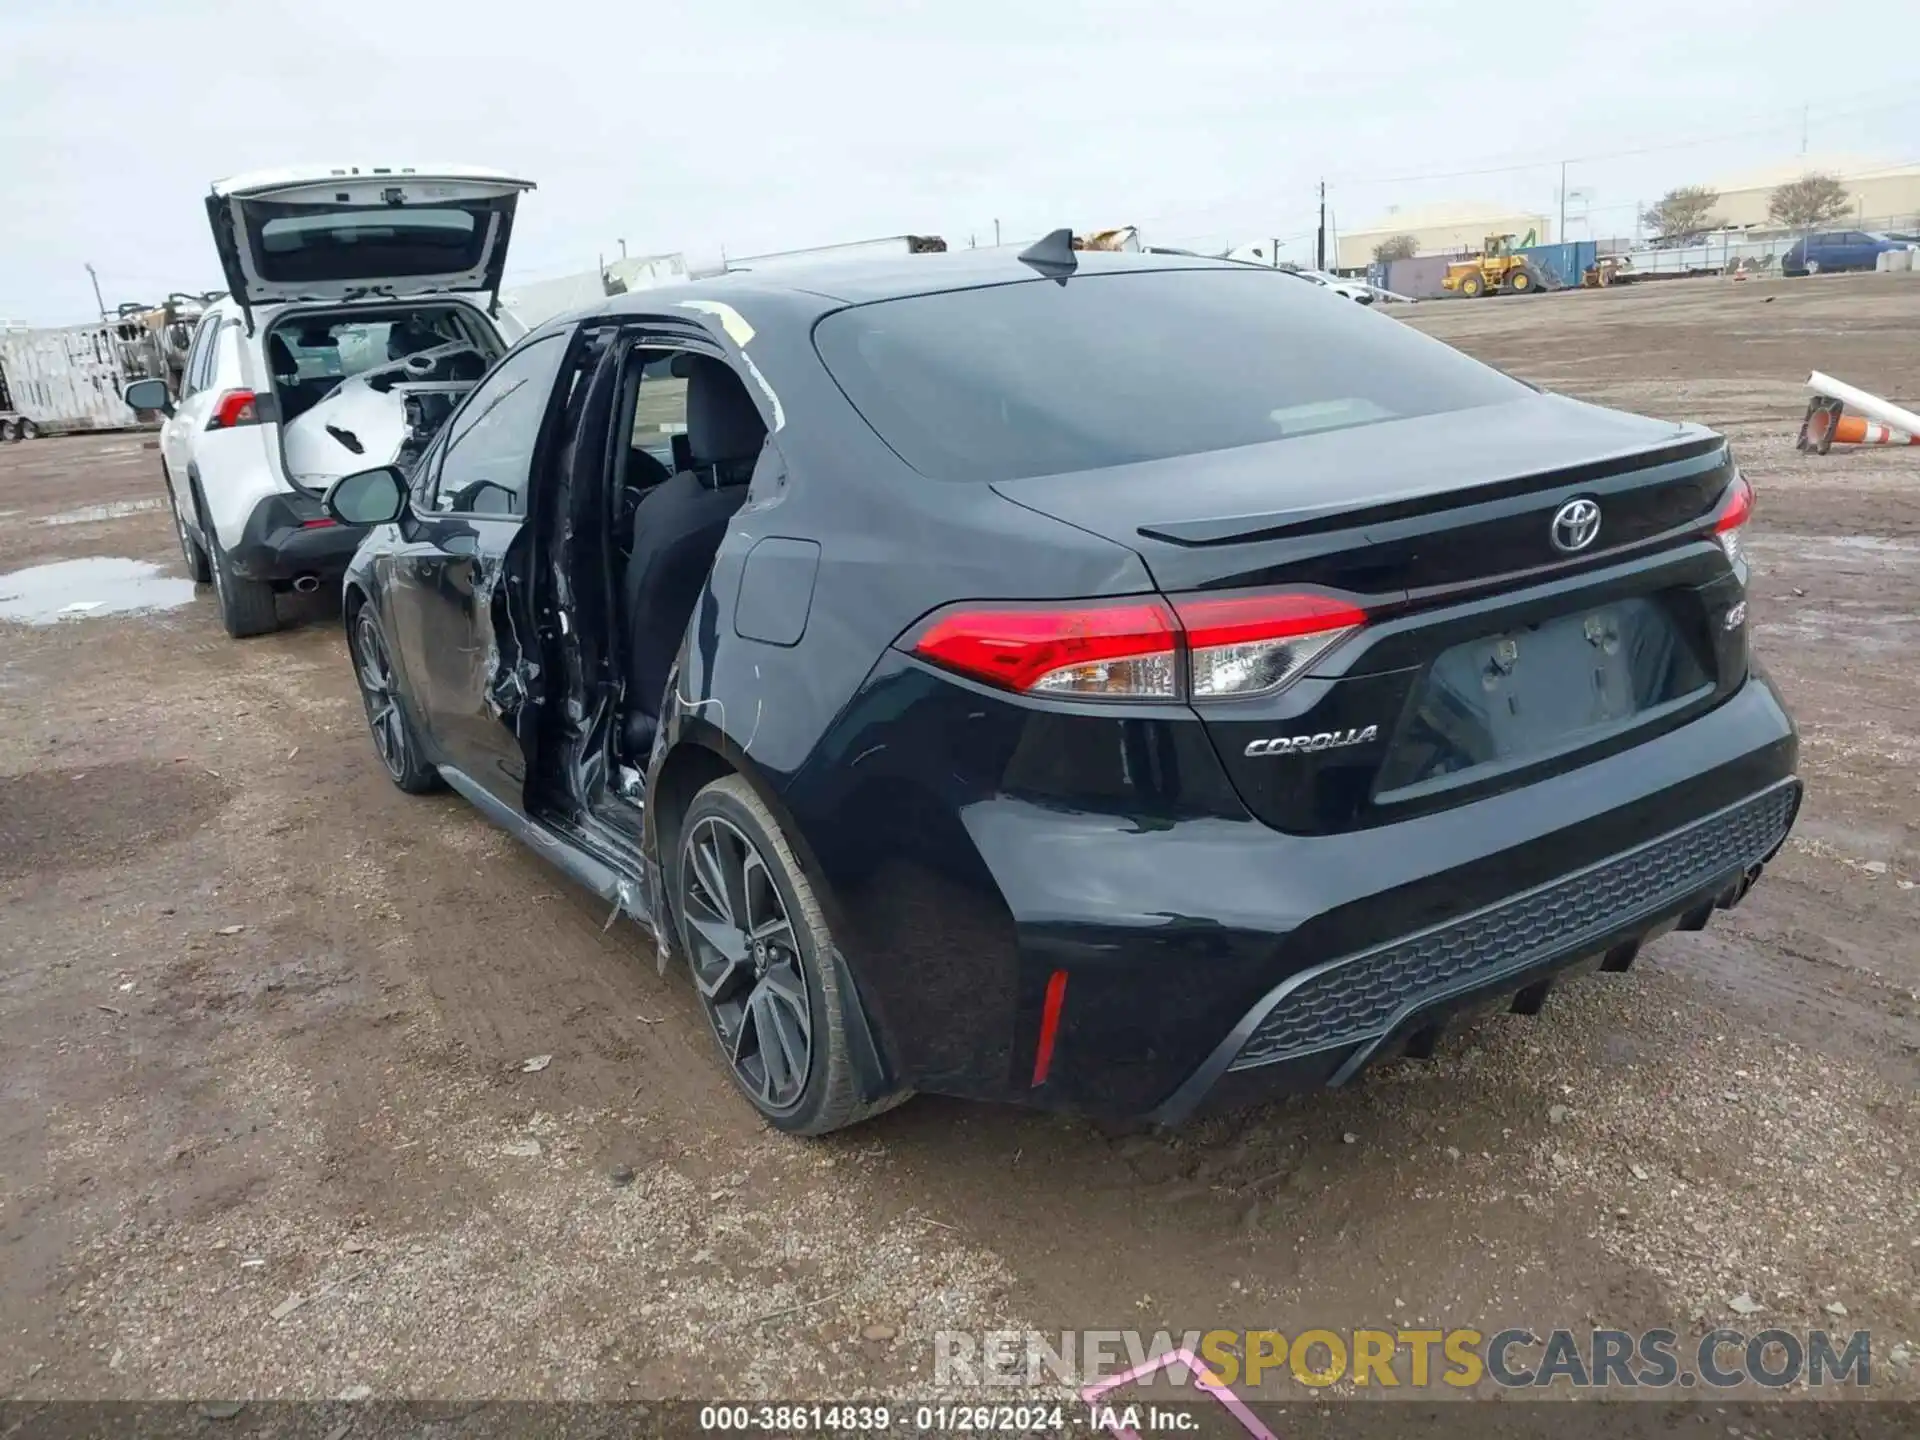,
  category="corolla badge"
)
[1245,725,1378,757]
[1550,497,1602,553]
